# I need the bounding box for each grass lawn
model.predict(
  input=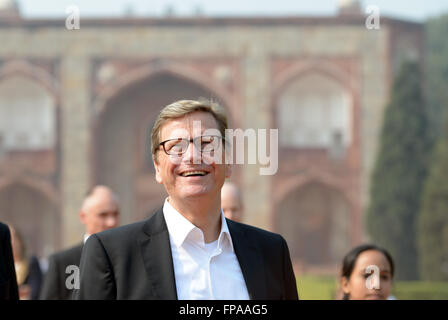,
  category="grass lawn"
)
[297,275,448,300]
[297,275,338,300]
